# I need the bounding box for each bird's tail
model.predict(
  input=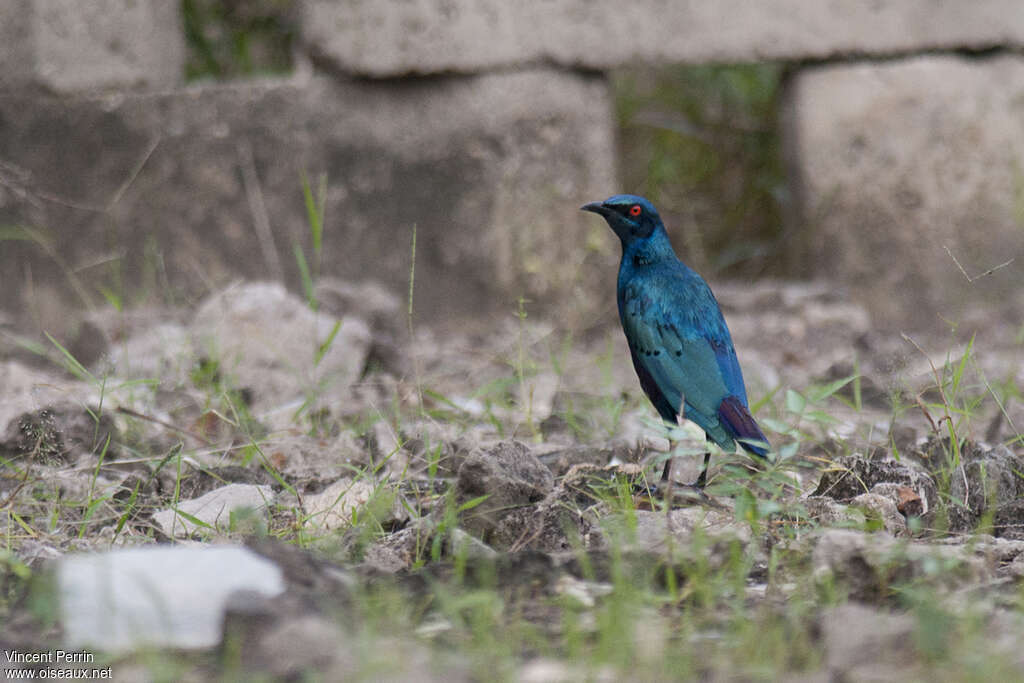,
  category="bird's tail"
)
[718,395,770,458]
